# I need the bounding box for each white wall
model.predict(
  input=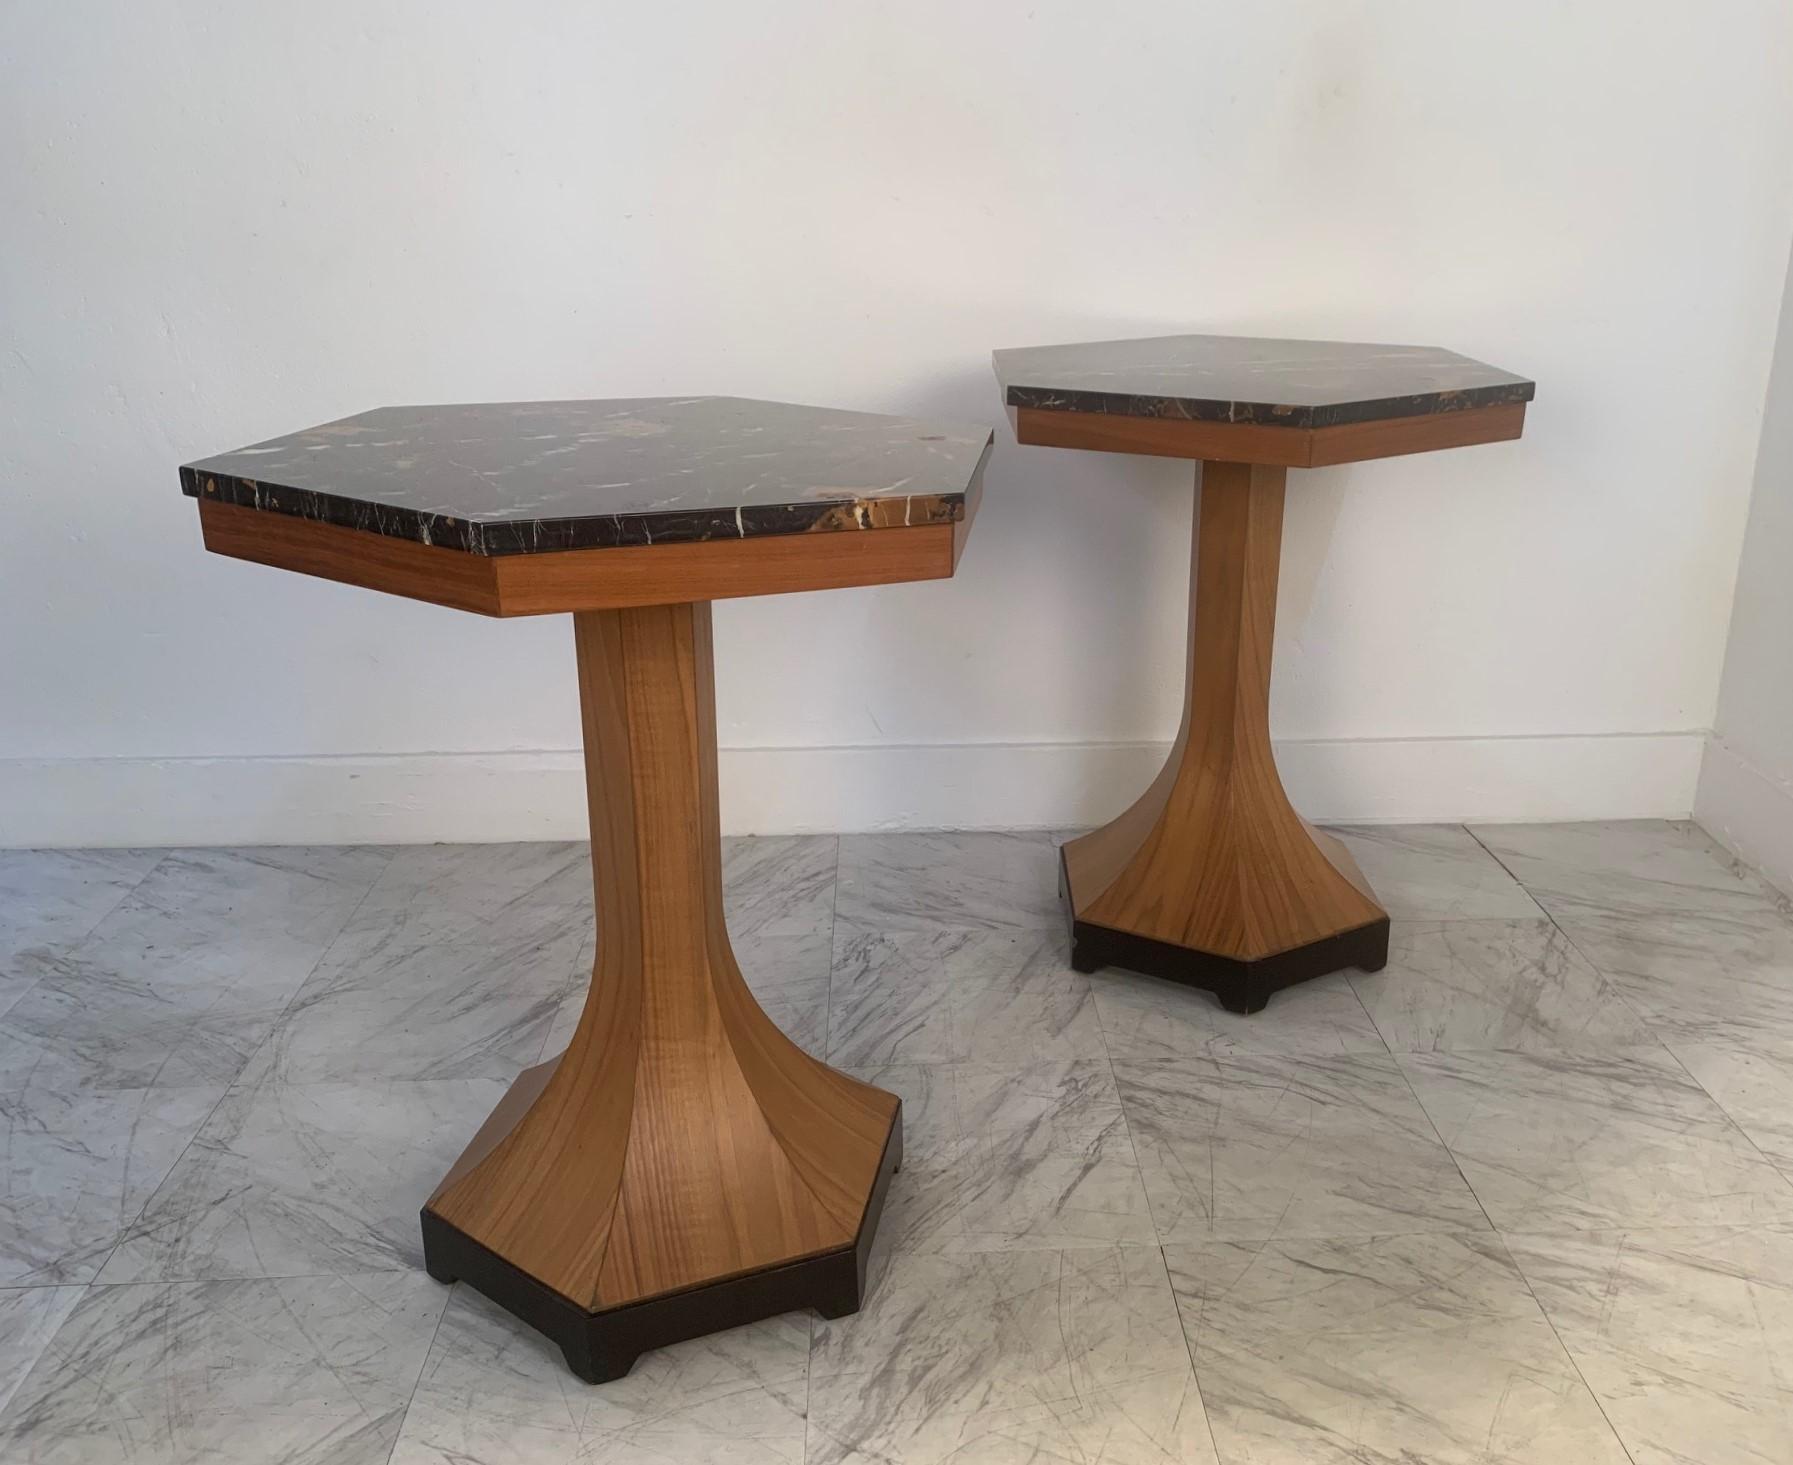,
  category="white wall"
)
[1698,241,1793,893]
[4,1,1792,844]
